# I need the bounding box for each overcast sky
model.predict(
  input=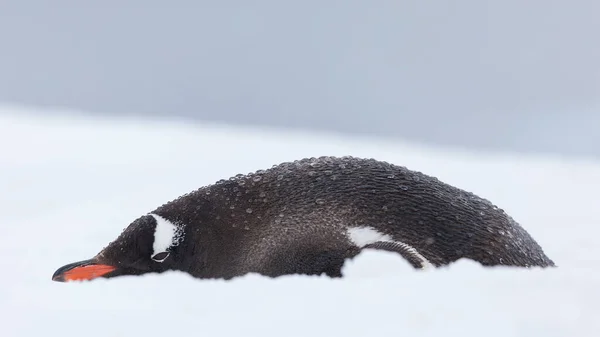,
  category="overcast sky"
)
[1,1,599,158]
